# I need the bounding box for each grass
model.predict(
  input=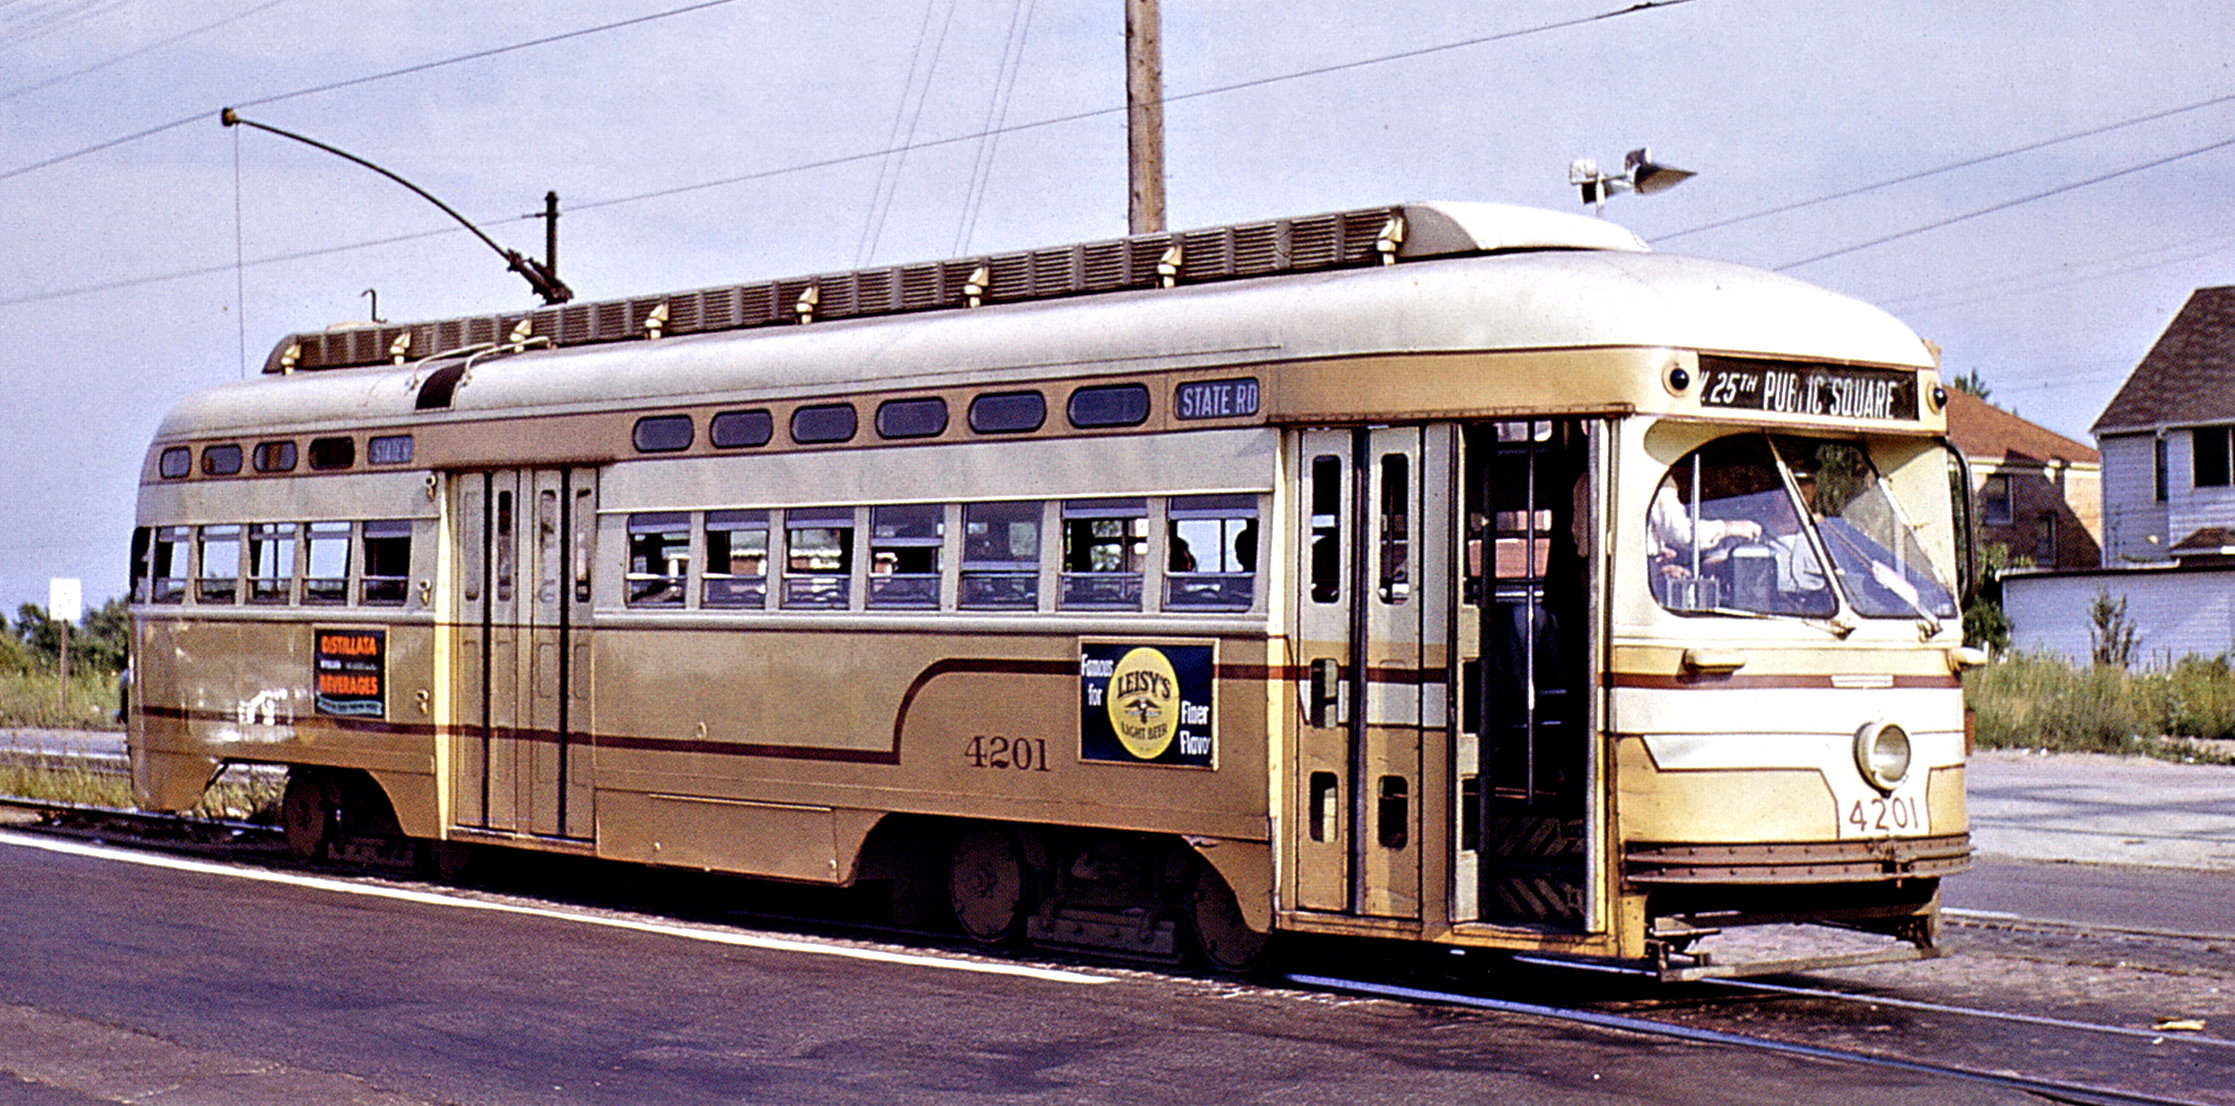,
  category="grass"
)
[1966,651,2235,765]
[0,669,123,730]
[0,757,283,821]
